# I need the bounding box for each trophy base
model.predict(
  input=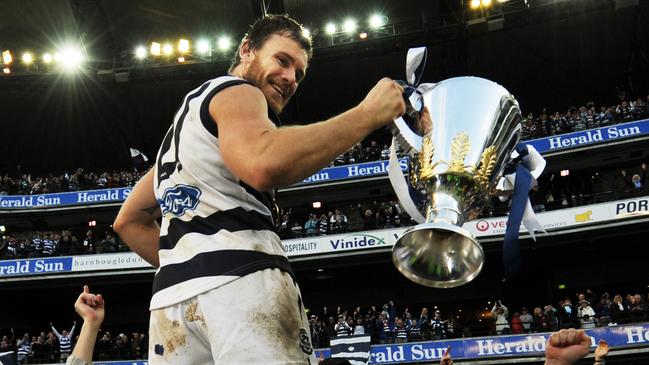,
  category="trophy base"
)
[392,222,484,288]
